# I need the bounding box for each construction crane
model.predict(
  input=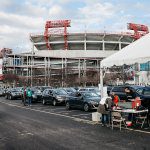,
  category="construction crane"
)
[127,23,149,39]
[44,20,71,50]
